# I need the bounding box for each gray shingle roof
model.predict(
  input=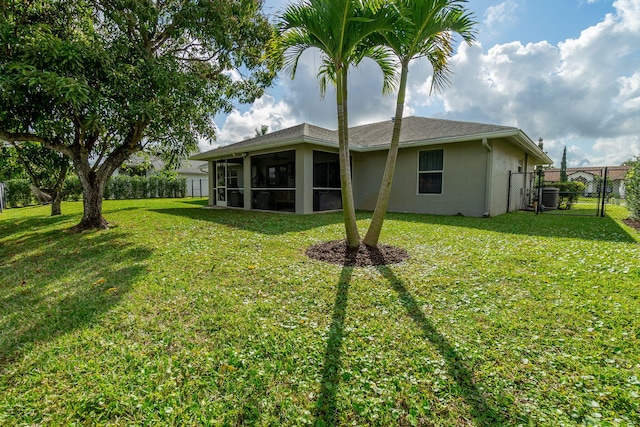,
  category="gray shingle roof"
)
[191,116,529,160]
[545,166,630,181]
[349,116,518,148]
[193,123,338,159]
